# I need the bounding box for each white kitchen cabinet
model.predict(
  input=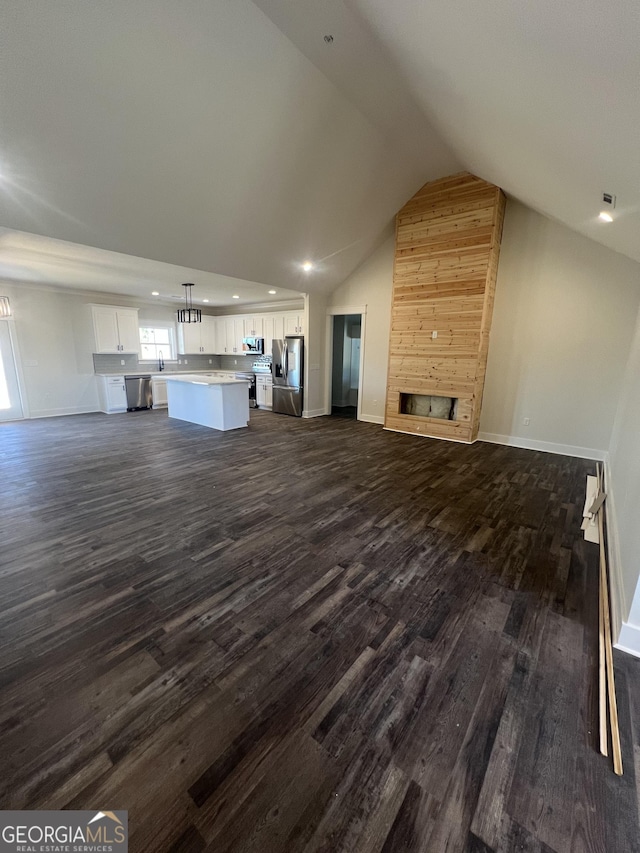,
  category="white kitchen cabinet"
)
[214,318,225,354]
[243,315,264,338]
[220,317,244,354]
[262,314,283,356]
[256,374,273,409]
[177,322,200,355]
[283,311,305,336]
[151,377,168,408]
[210,311,303,355]
[177,316,217,354]
[91,306,140,353]
[202,316,217,353]
[97,375,127,413]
